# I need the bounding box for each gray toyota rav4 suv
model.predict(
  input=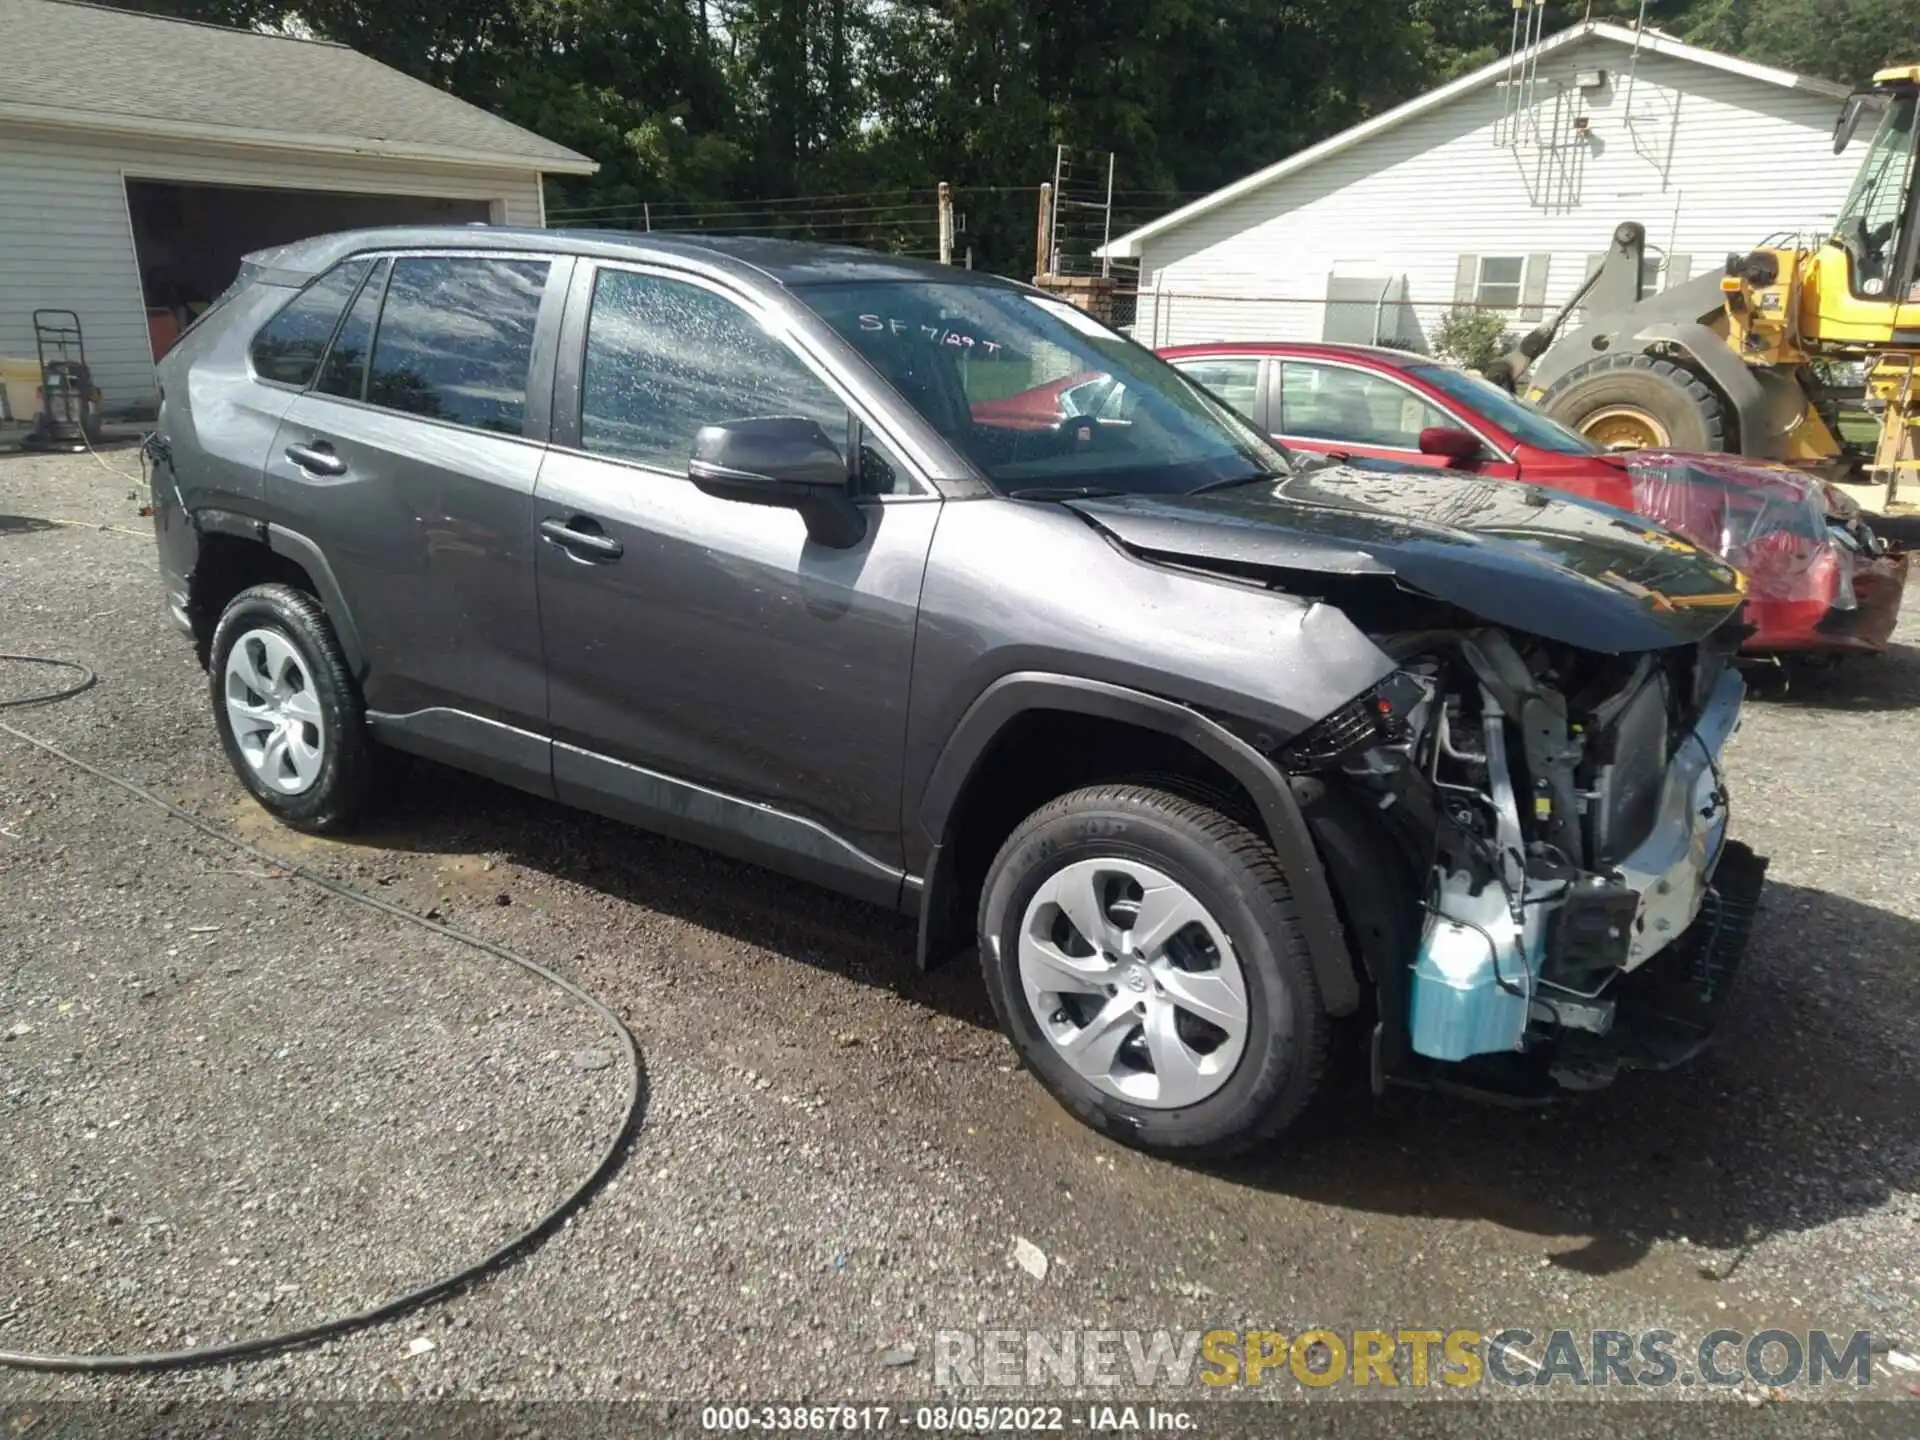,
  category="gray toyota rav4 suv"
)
[150,228,1766,1155]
